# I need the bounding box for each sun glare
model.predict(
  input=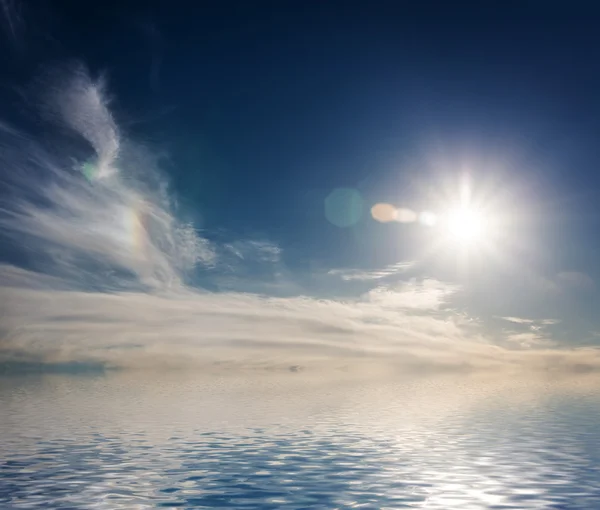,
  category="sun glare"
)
[446,206,486,244]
